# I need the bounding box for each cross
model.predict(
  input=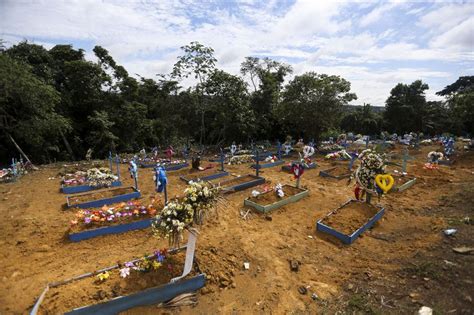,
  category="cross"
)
[155,166,168,204]
[115,154,121,179]
[219,148,225,172]
[401,147,414,173]
[276,141,282,160]
[348,152,358,171]
[365,136,370,149]
[255,150,260,177]
[109,151,113,170]
[129,160,139,190]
